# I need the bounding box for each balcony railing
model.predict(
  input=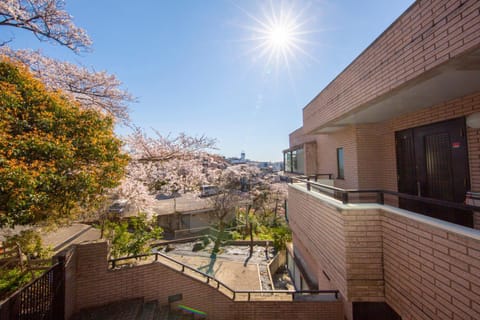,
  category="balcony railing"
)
[290,176,480,228]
